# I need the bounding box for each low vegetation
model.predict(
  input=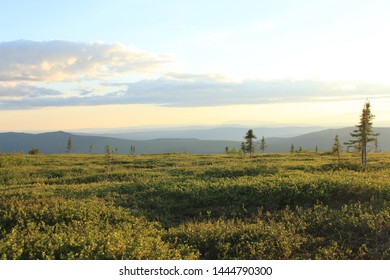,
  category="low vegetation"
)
[0,151,389,260]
